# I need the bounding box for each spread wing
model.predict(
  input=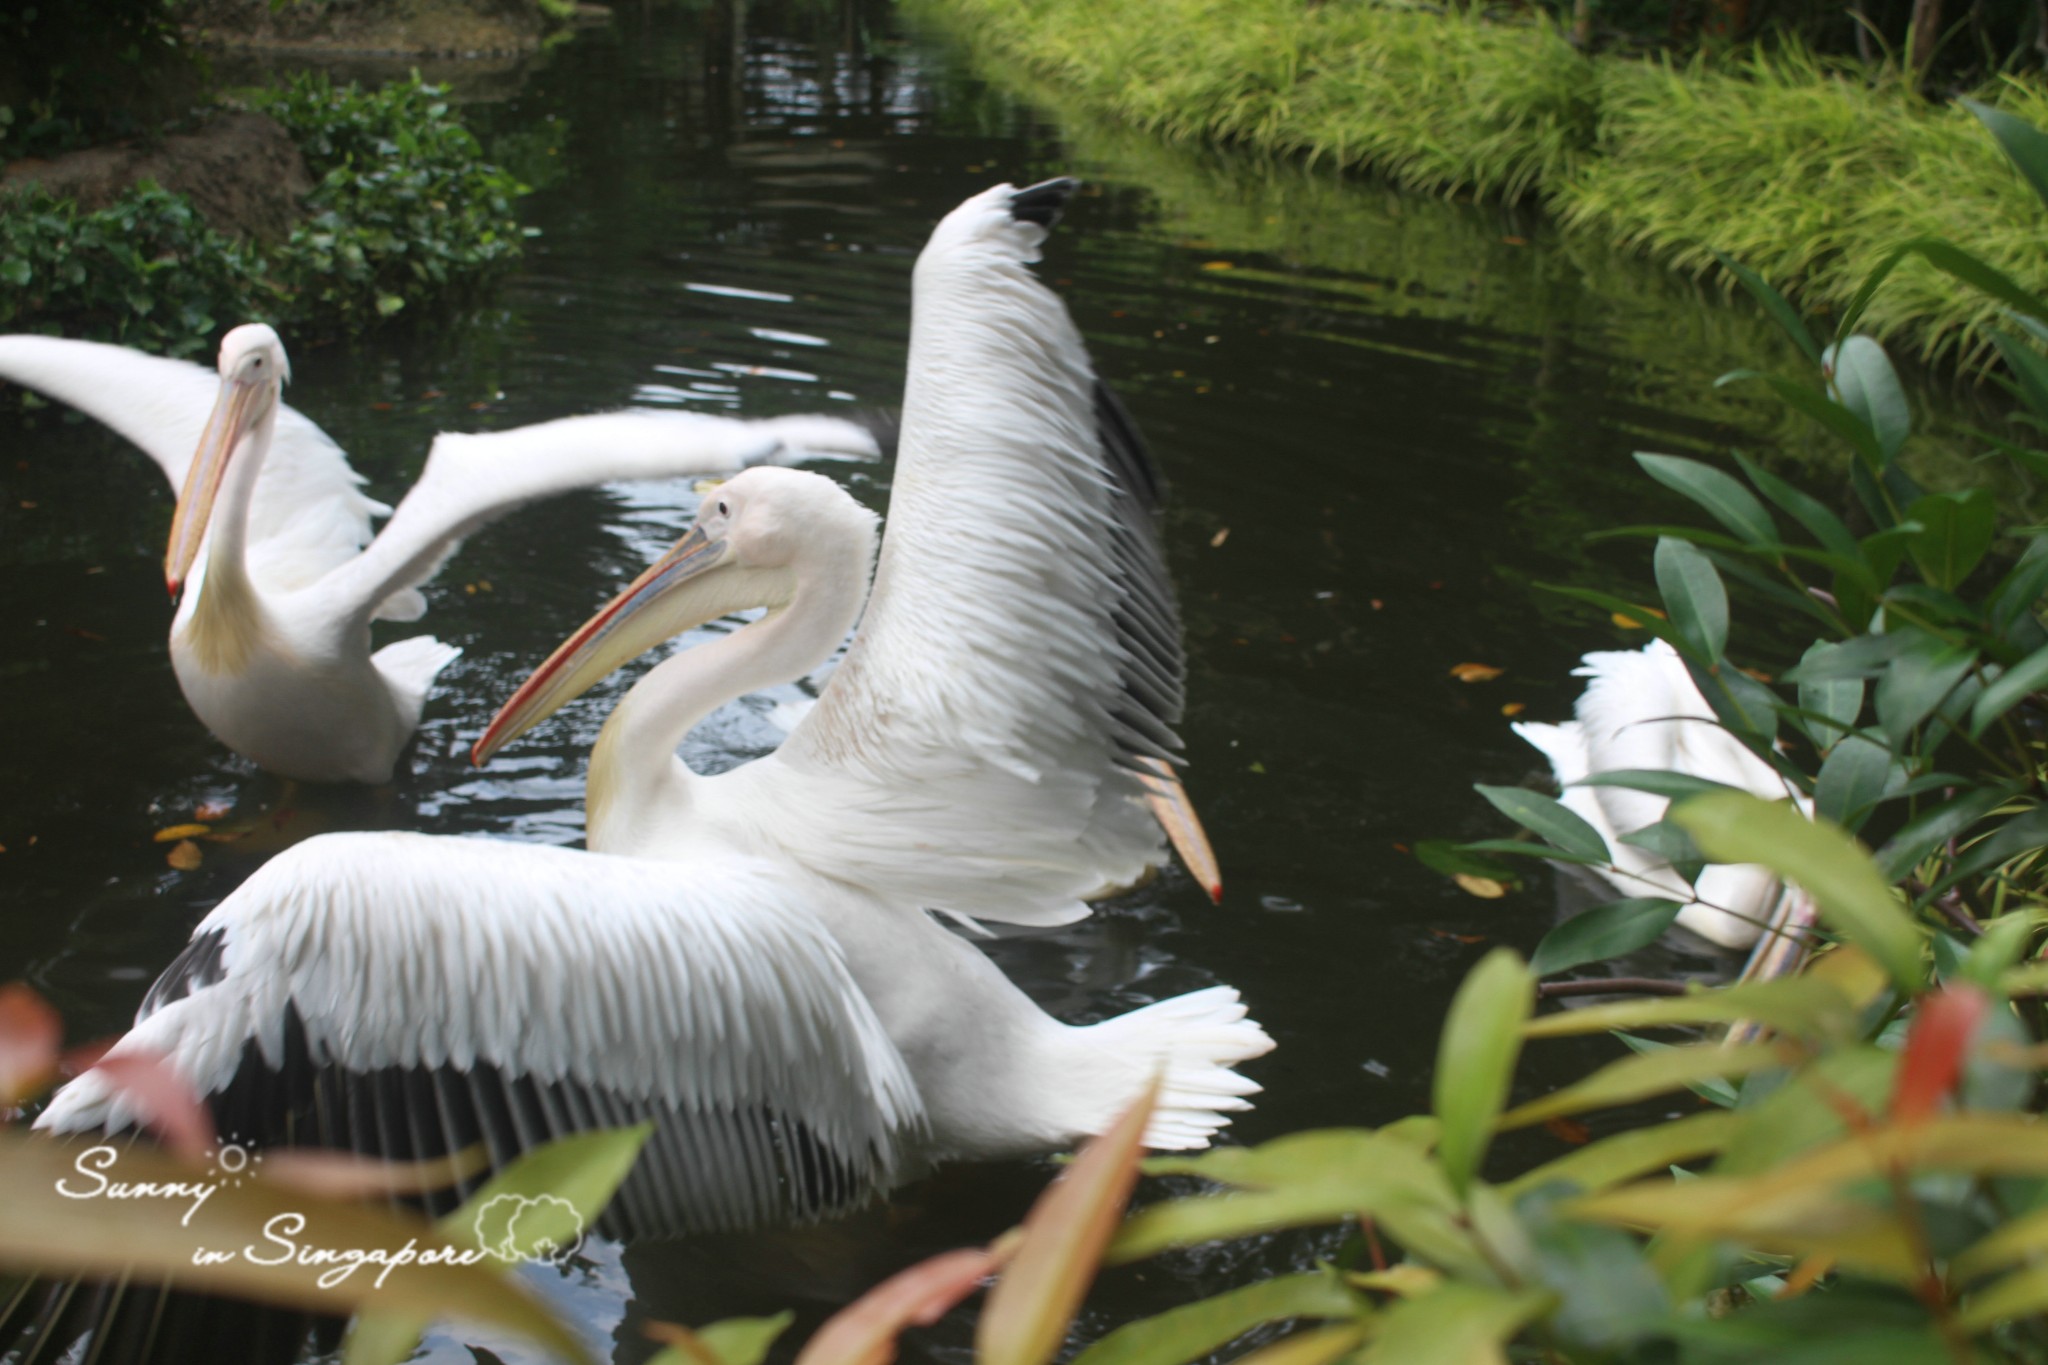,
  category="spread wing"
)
[758,181,1189,927]
[0,333,384,594]
[303,410,881,629]
[37,831,926,1236]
